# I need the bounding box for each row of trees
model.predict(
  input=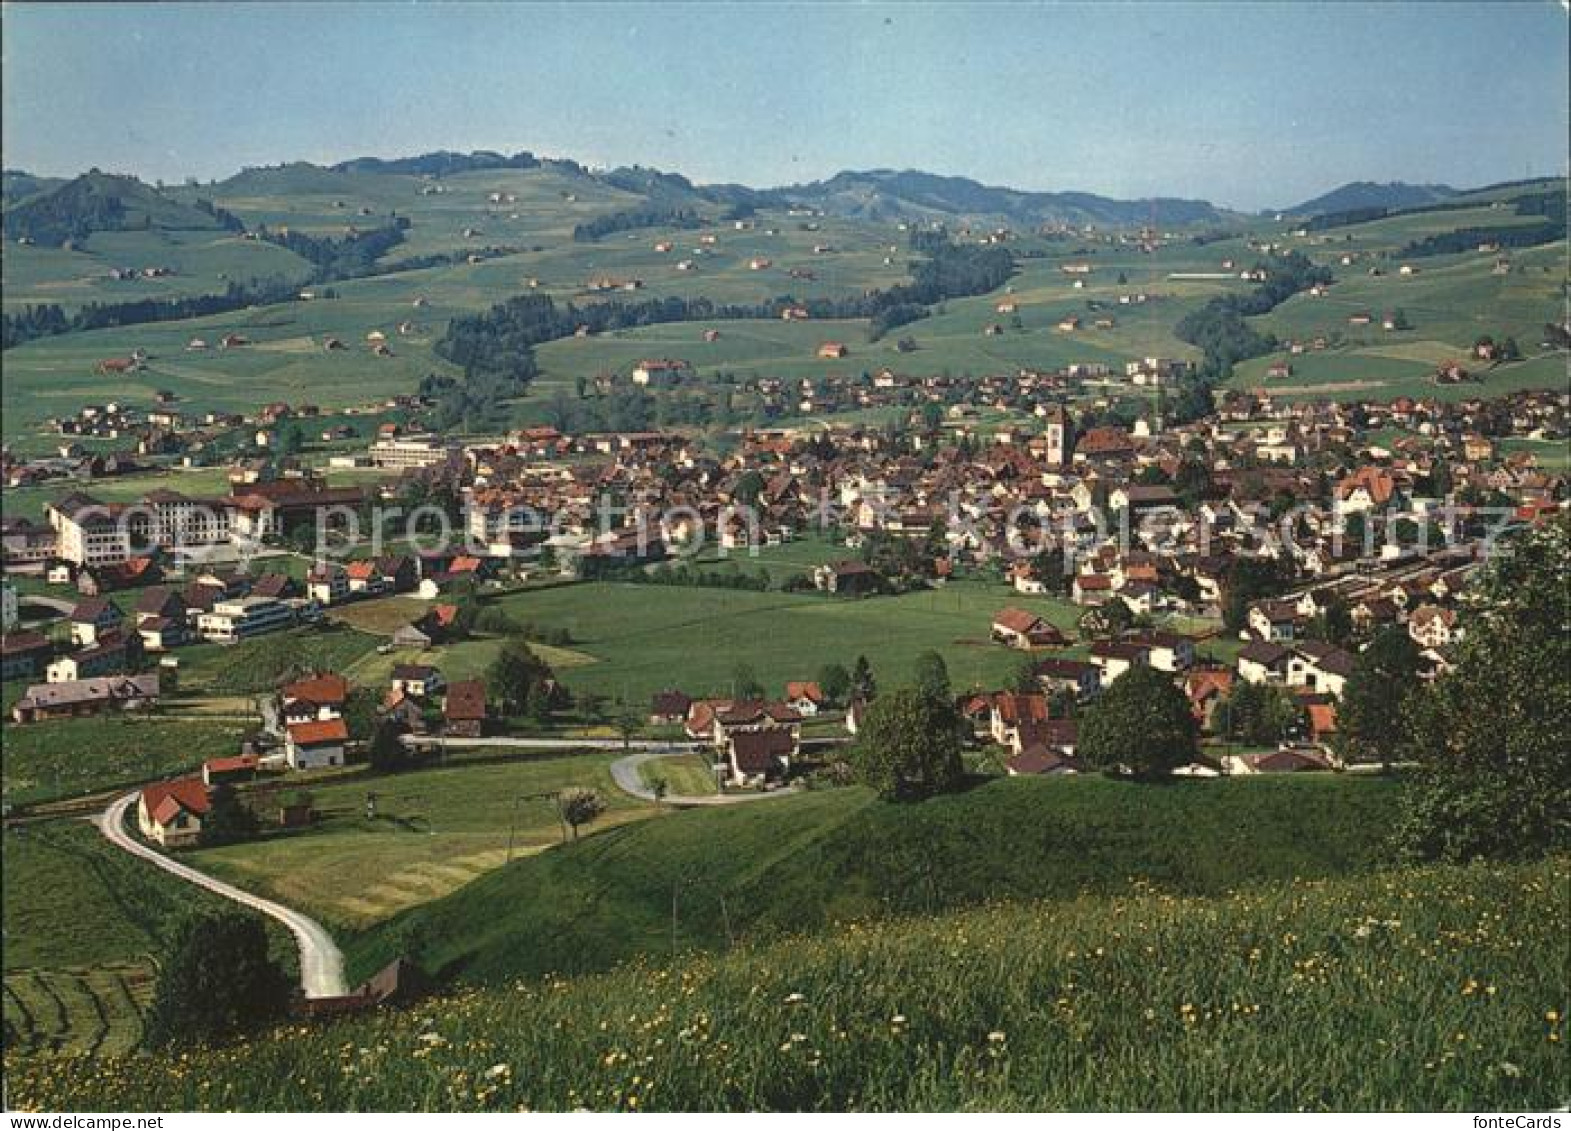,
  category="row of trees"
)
[572,206,705,242]
[253,217,412,281]
[1166,249,1335,423]
[2,275,303,350]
